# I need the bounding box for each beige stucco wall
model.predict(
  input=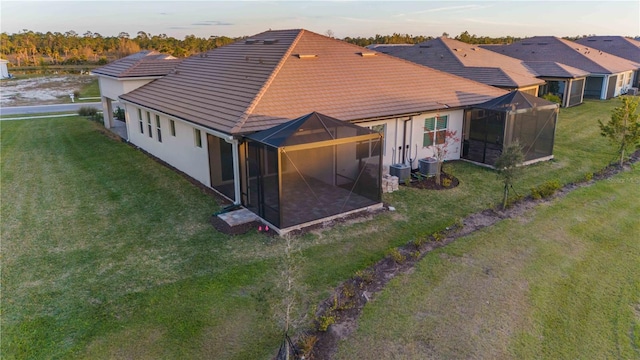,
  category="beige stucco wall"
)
[124,103,211,187]
[99,77,155,101]
[359,109,464,170]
